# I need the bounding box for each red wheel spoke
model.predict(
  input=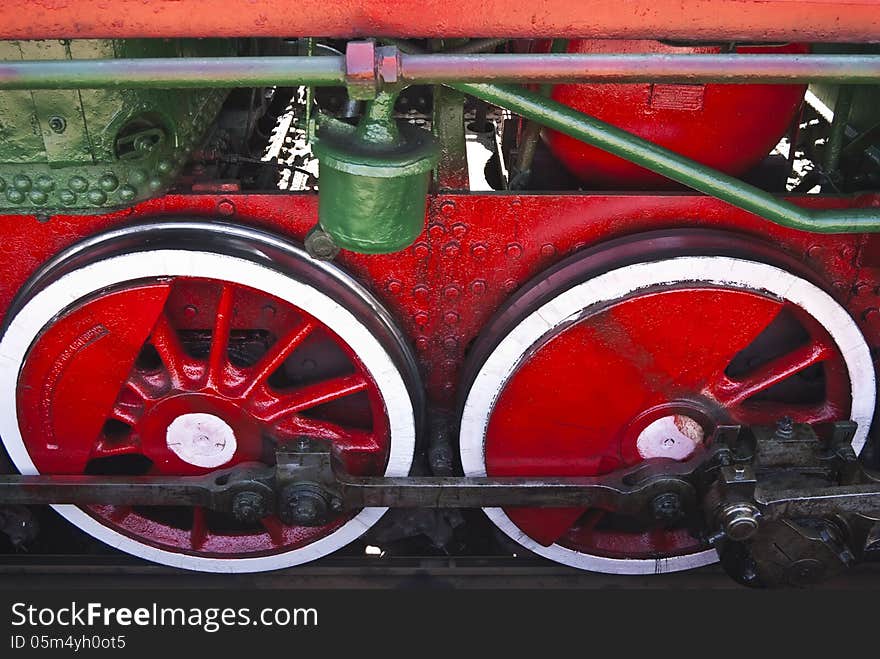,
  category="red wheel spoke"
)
[585,290,783,394]
[91,434,140,459]
[730,400,843,426]
[711,339,834,406]
[263,374,370,420]
[800,404,845,425]
[109,402,141,427]
[190,507,208,550]
[124,373,158,403]
[240,319,316,397]
[206,284,235,389]
[279,416,381,453]
[260,516,286,545]
[150,311,196,388]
